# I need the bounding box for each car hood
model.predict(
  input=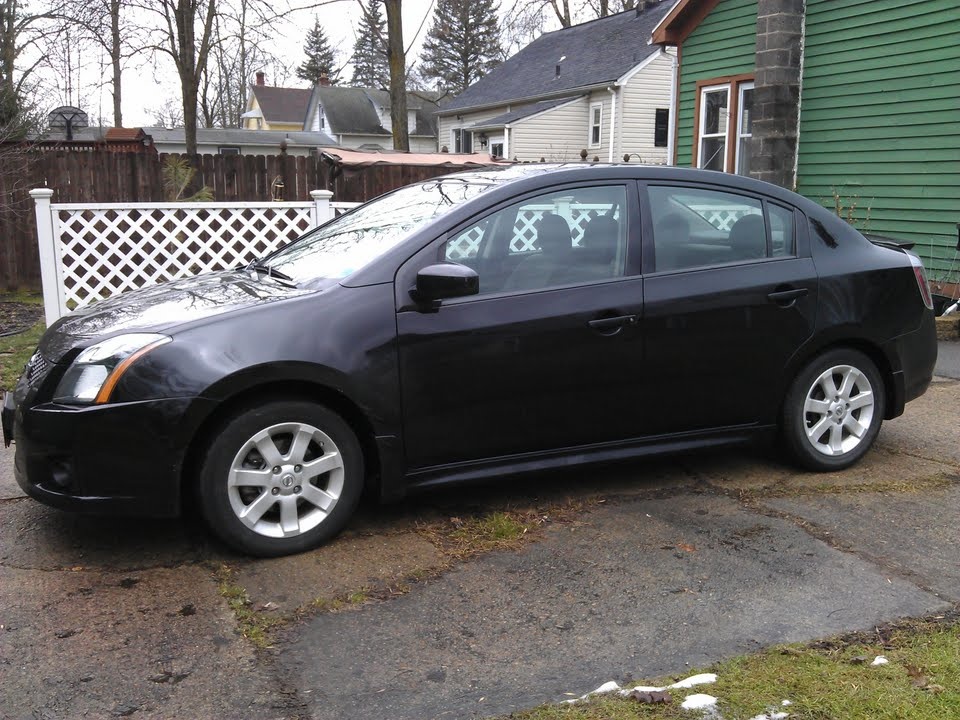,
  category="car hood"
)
[40,271,314,361]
